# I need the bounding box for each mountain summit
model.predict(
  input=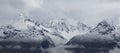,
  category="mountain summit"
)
[91,20,115,34]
